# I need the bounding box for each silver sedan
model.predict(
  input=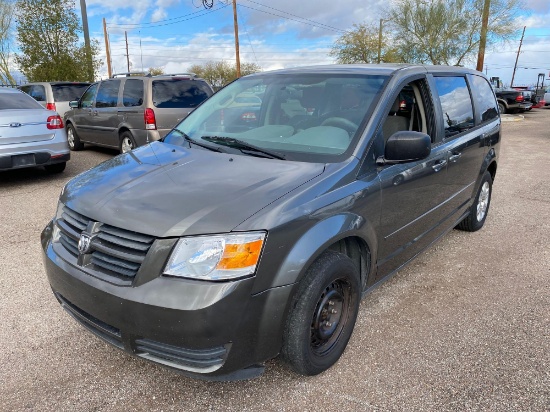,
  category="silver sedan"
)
[0,87,69,173]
